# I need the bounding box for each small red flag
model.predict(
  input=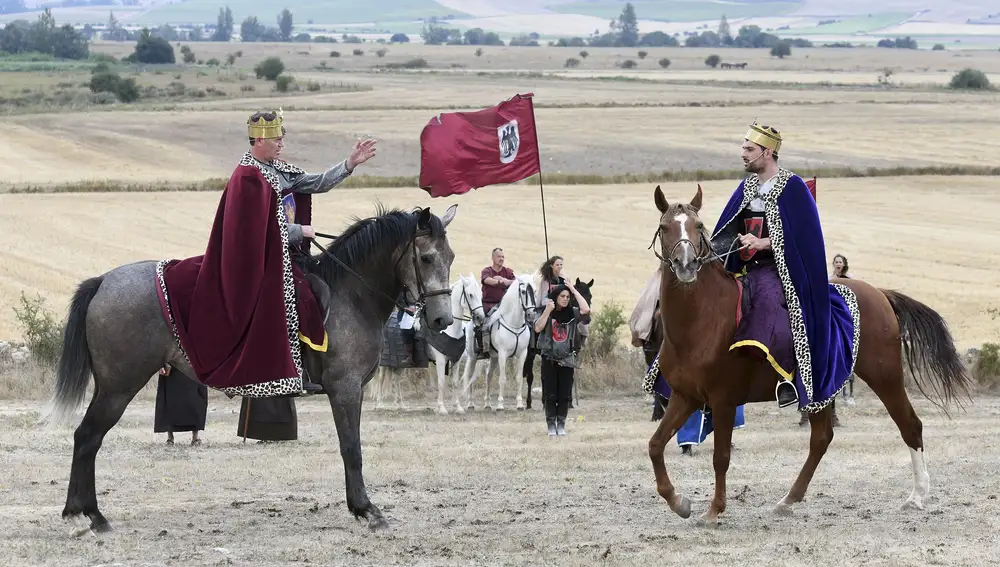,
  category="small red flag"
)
[418,93,541,198]
[805,176,816,201]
